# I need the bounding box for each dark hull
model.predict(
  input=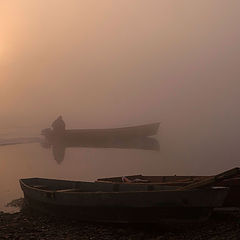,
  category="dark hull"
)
[24,195,212,223]
[98,174,240,208]
[20,178,228,223]
[42,122,160,141]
